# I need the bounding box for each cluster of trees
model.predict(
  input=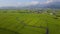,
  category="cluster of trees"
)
[0,9,60,17]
